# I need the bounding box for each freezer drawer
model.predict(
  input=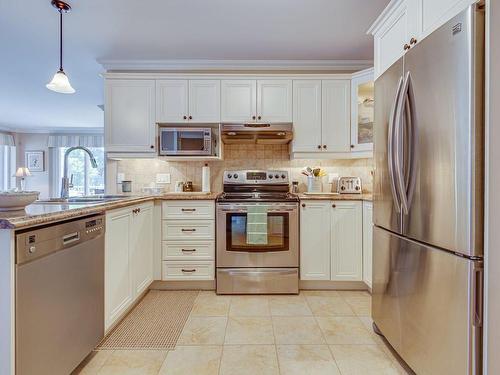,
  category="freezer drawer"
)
[216,268,299,294]
[372,226,482,375]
